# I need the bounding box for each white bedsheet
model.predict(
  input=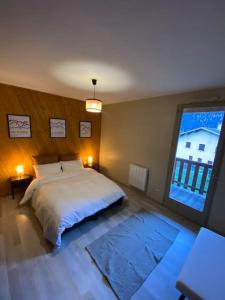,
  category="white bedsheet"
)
[20,168,127,246]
